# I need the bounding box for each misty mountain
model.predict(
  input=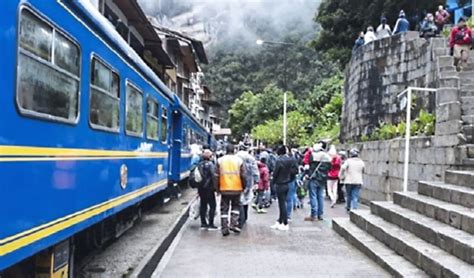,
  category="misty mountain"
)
[139,0,321,54]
